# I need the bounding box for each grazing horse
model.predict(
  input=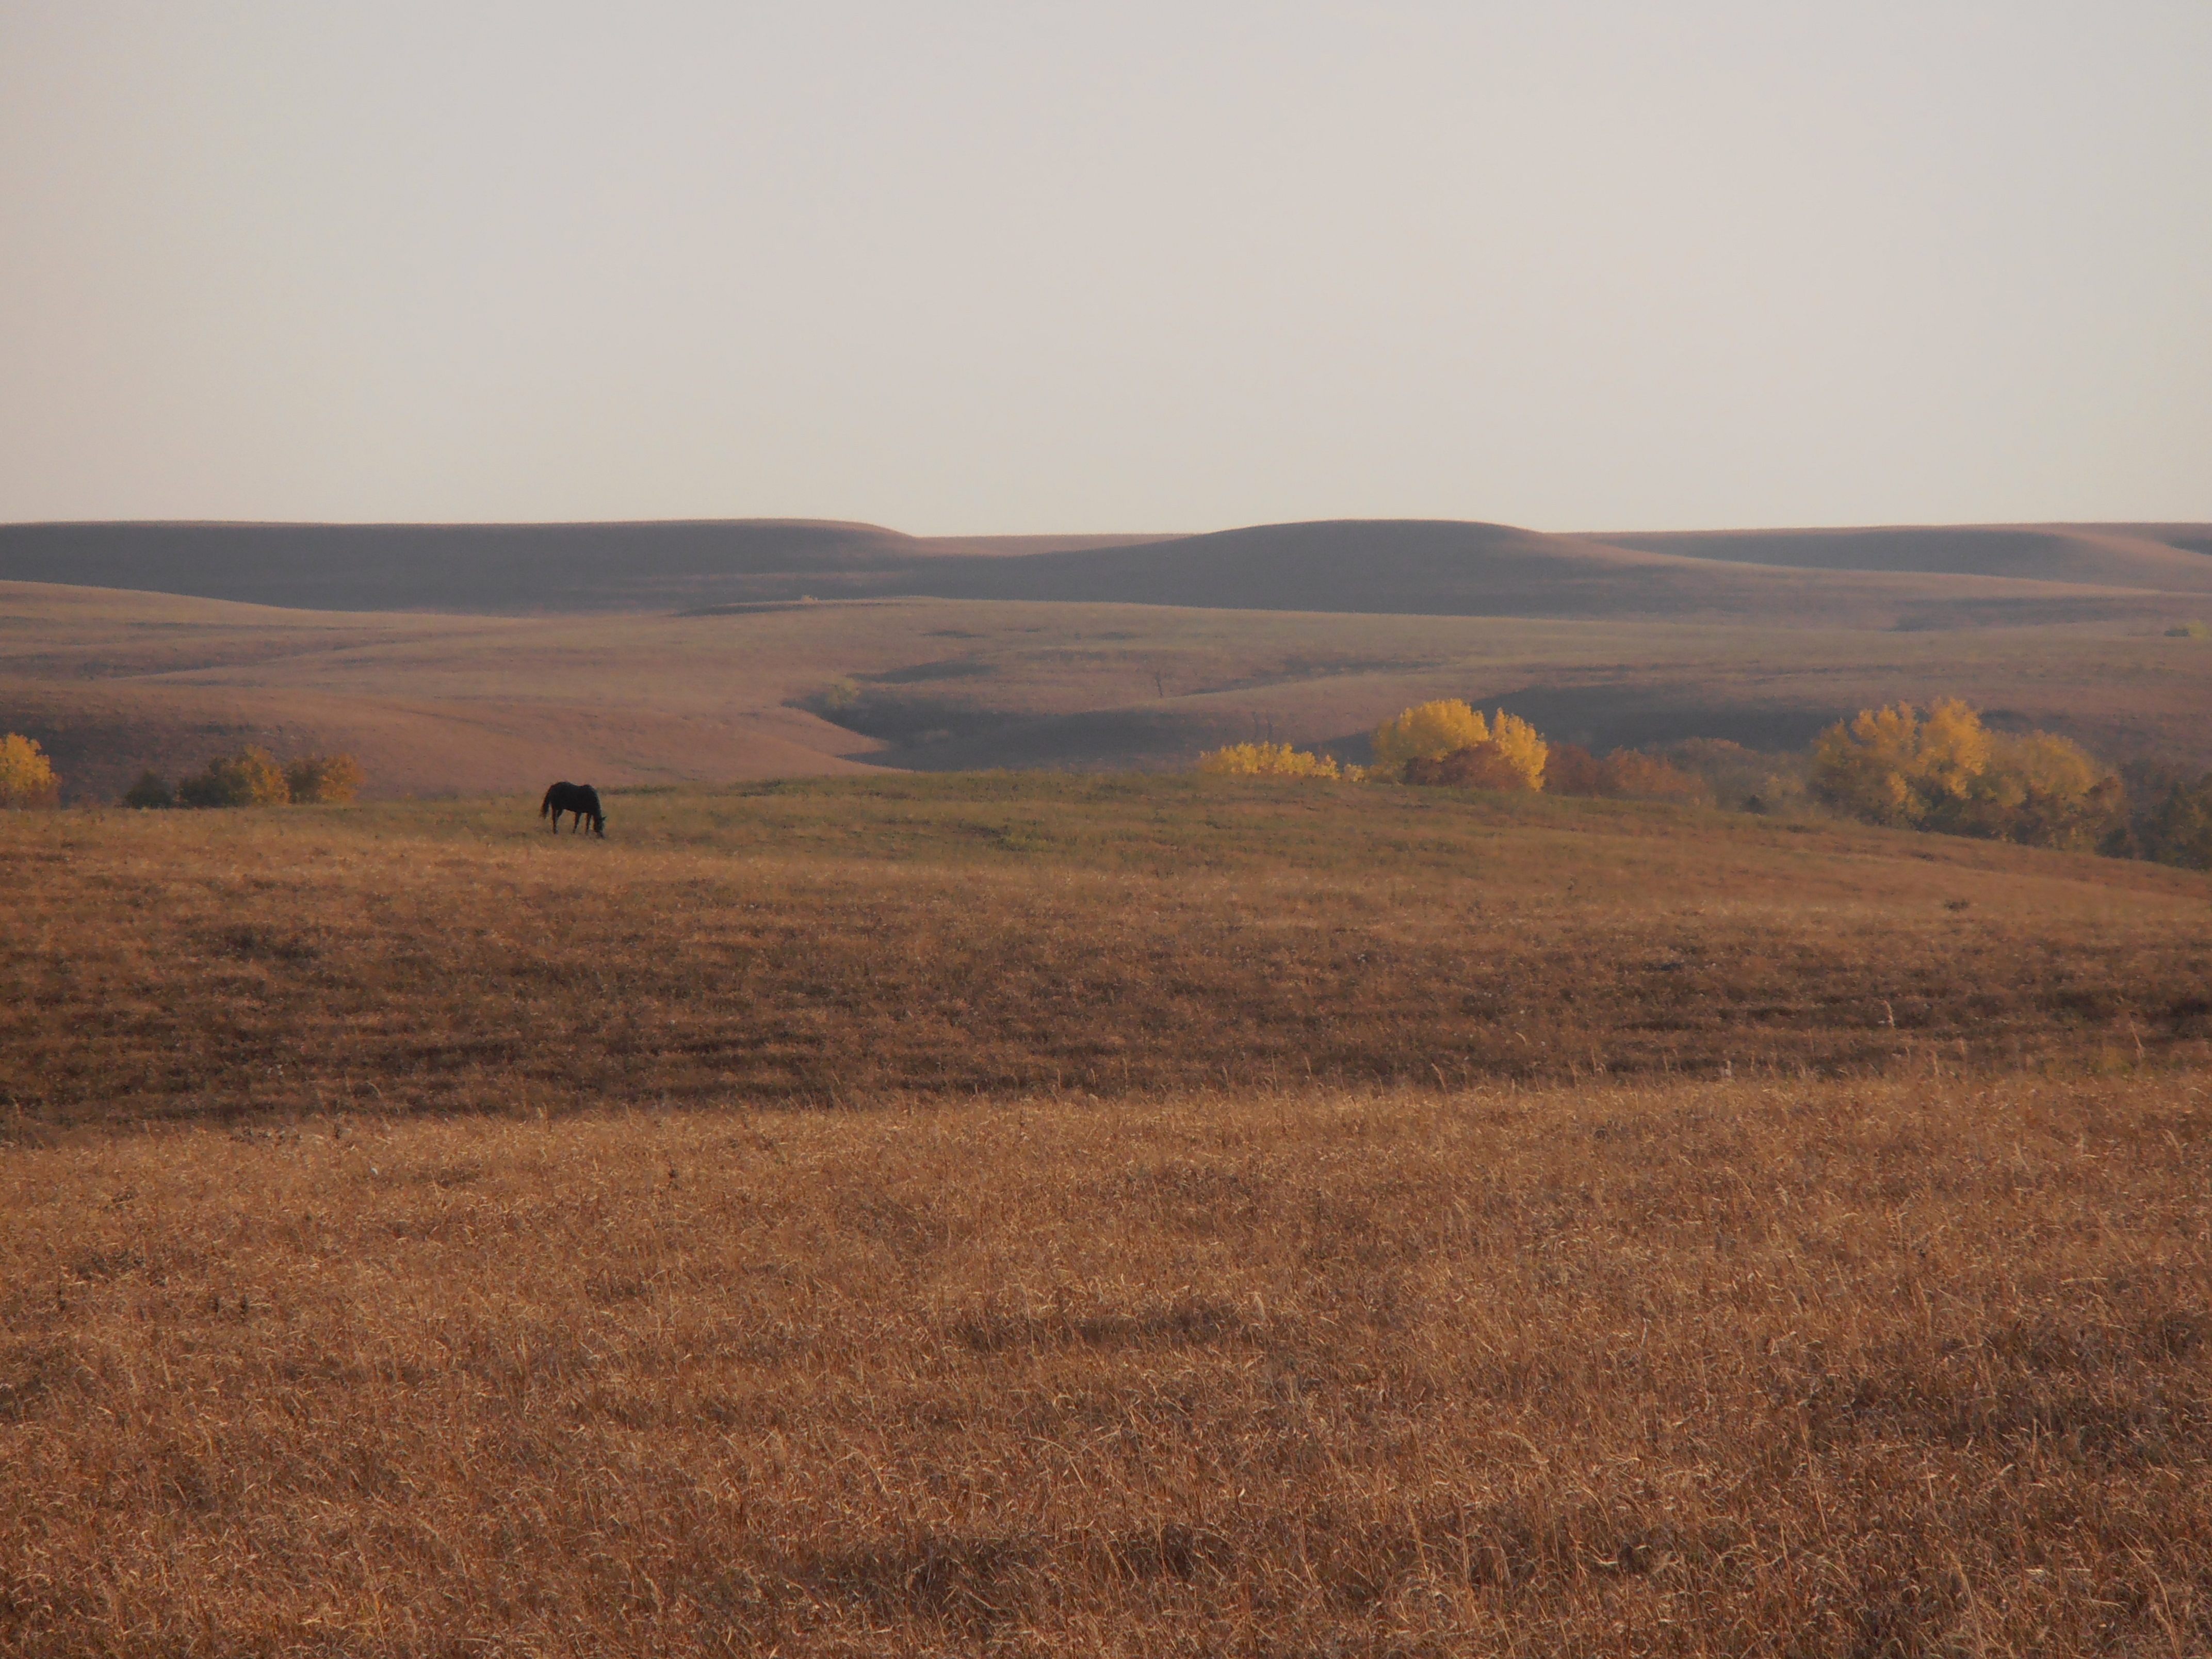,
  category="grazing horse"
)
[540,781,605,836]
